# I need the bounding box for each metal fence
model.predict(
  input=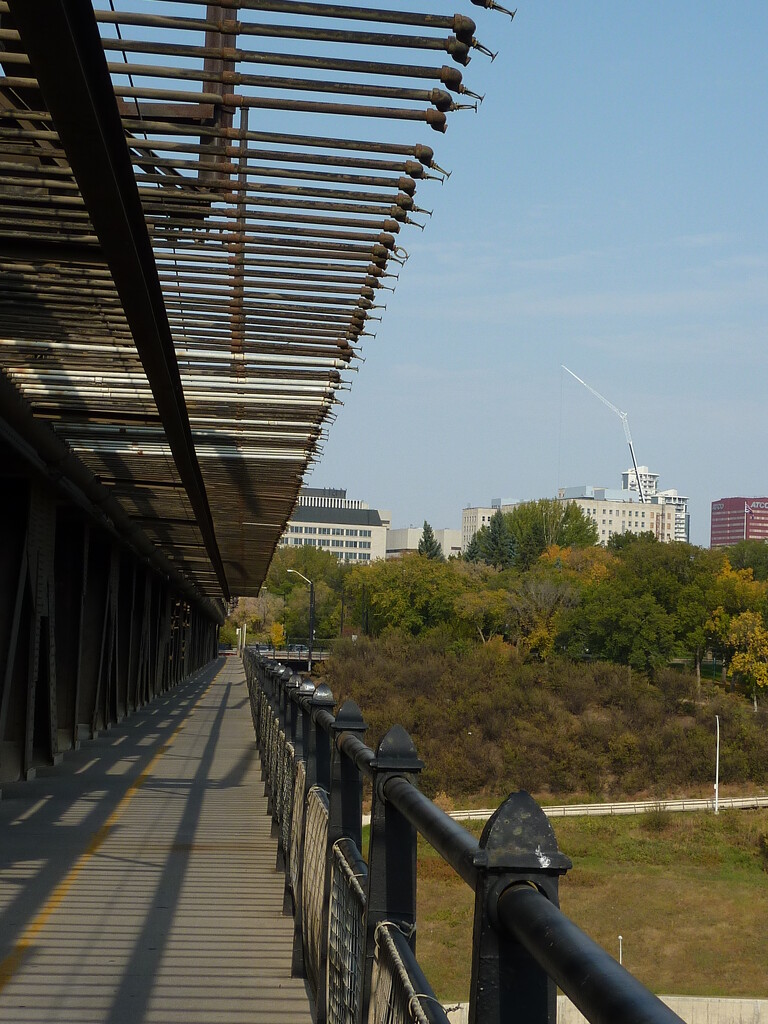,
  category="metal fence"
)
[244,652,687,1024]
